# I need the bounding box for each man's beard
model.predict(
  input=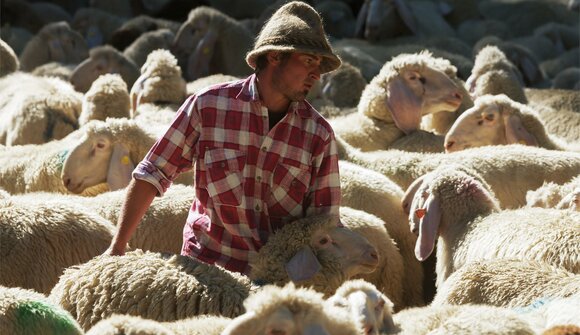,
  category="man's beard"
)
[272,68,309,102]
